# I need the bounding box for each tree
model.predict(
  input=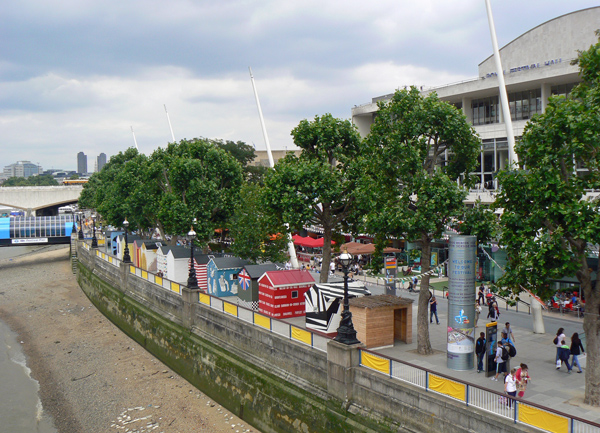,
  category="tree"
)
[263,114,364,283]
[2,174,58,187]
[495,34,600,406]
[230,183,288,263]
[361,87,480,355]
